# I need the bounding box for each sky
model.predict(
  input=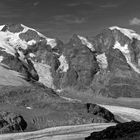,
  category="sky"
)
[0,0,140,42]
